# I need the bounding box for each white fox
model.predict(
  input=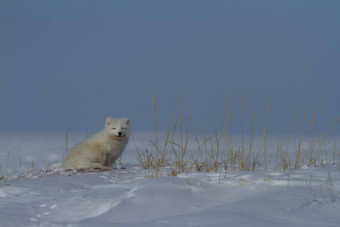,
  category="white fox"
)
[62,117,129,170]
